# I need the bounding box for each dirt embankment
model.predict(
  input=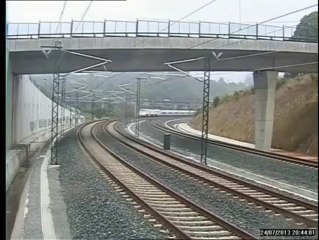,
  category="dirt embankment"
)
[190,74,318,156]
